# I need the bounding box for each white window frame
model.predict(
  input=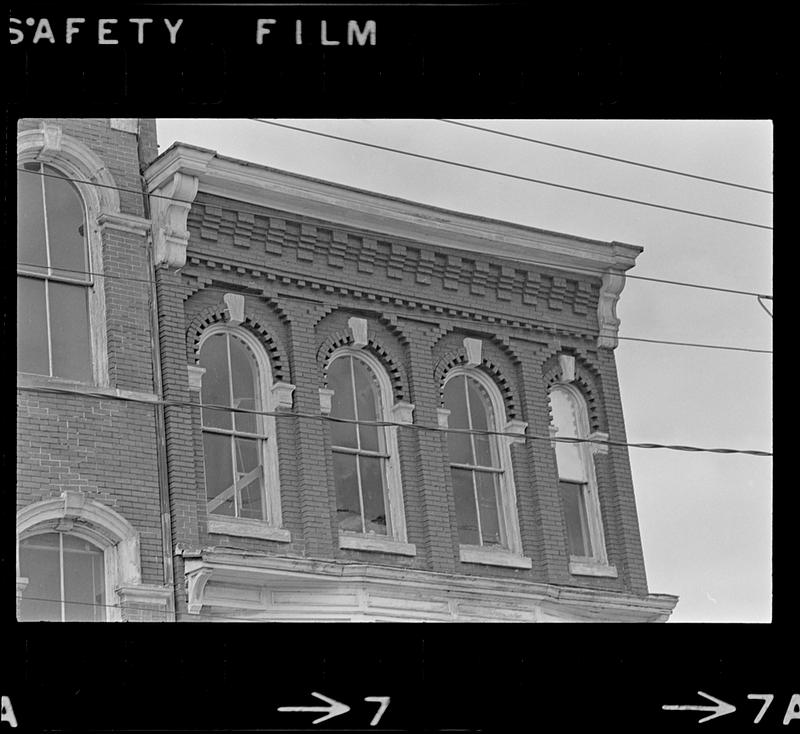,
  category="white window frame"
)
[327,346,414,555]
[443,366,530,569]
[17,126,111,387]
[16,492,144,622]
[197,323,289,542]
[549,384,617,577]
